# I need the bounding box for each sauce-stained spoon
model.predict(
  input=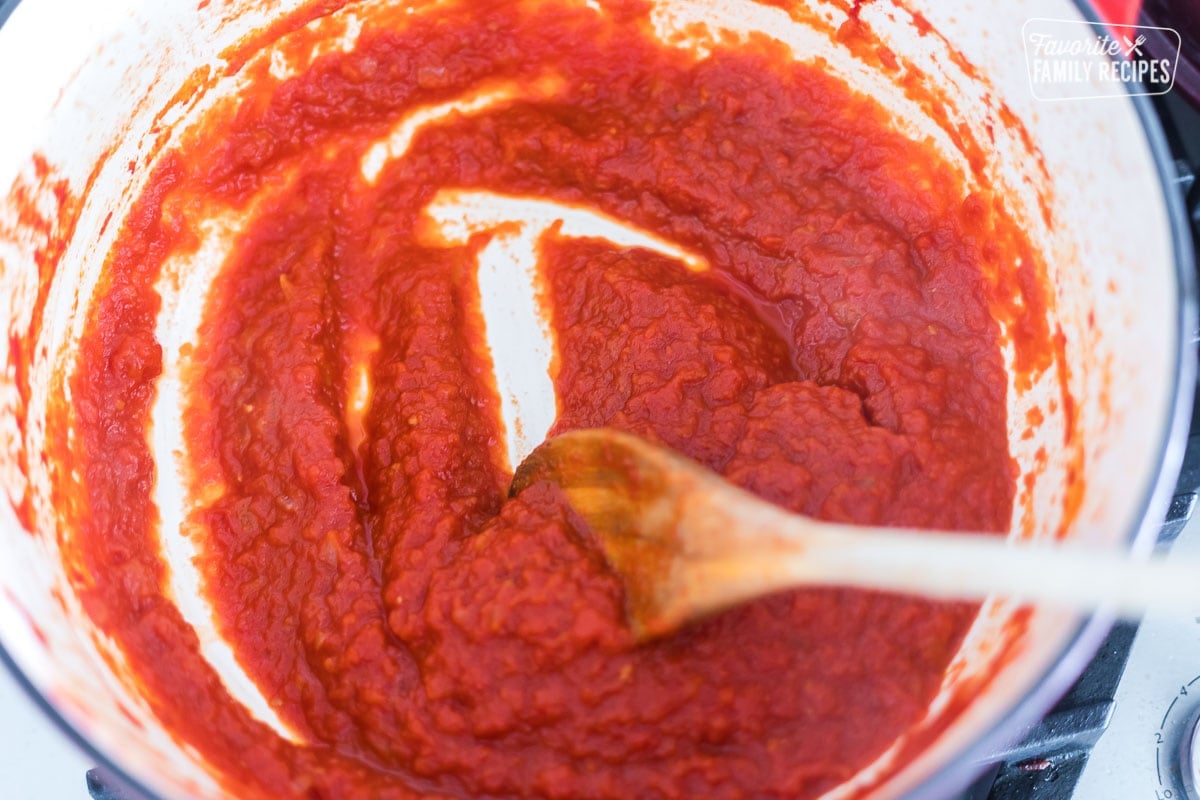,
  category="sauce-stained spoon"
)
[510,428,1200,642]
